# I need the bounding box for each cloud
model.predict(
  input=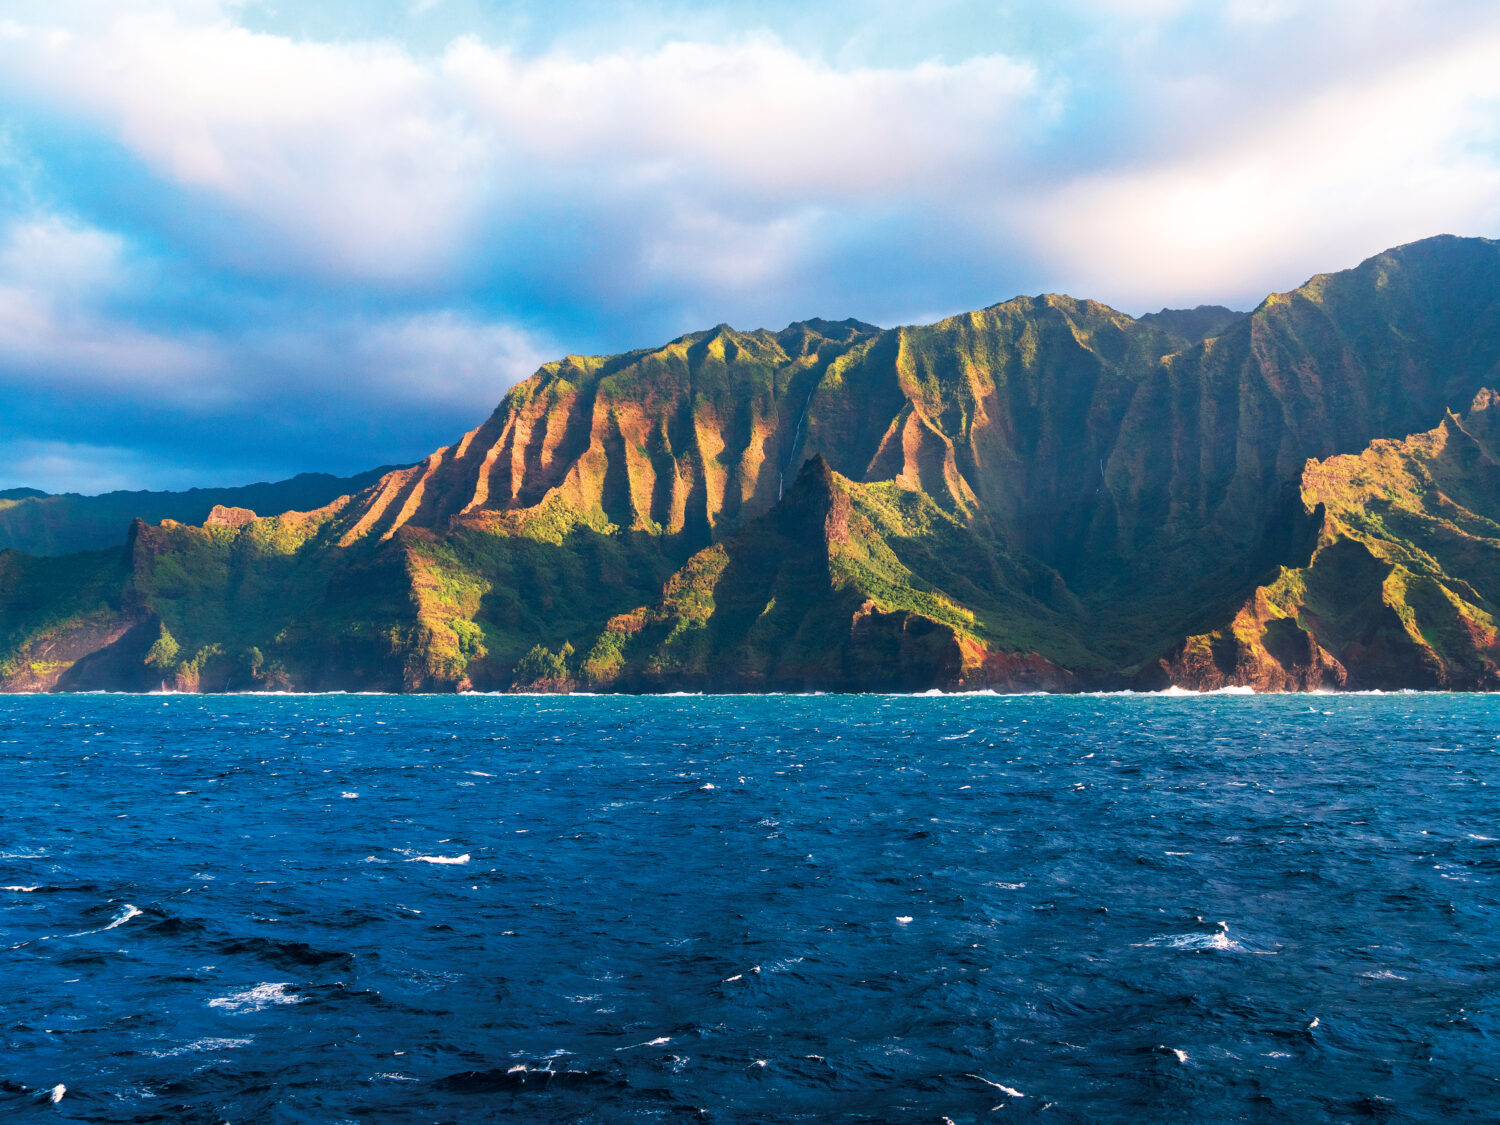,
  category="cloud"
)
[0,13,489,281]
[7,1,1490,319]
[1225,0,1298,24]
[443,37,1037,199]
[0,214,125,298]
[0,12,1039,293]
[1071,0,1191,18]
[0,209,552,490]
[0,215,225,404]
[237,309,551,416]
[1018,22,1500,307]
